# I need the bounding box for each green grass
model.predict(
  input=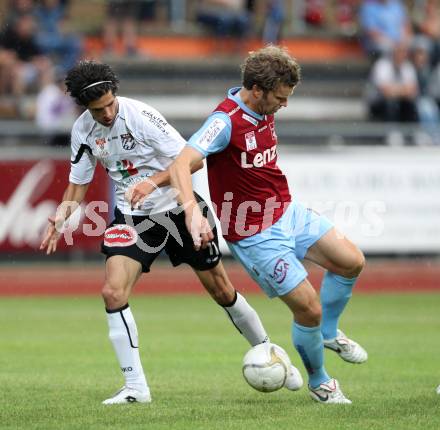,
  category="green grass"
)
[1,293,439,430]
